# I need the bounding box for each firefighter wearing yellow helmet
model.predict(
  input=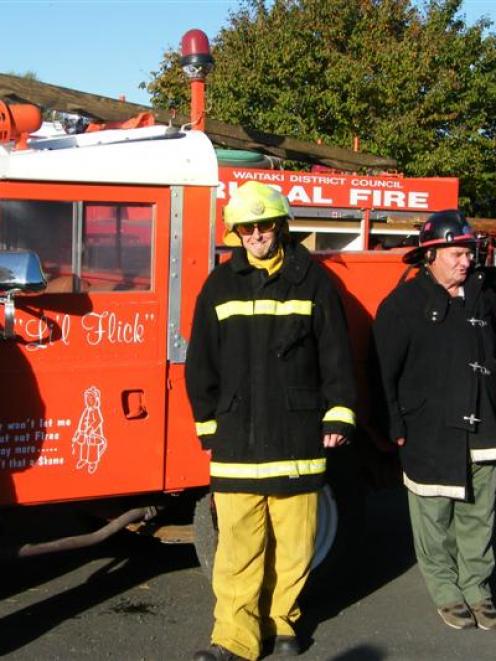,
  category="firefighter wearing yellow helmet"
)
[186,181,356,661]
